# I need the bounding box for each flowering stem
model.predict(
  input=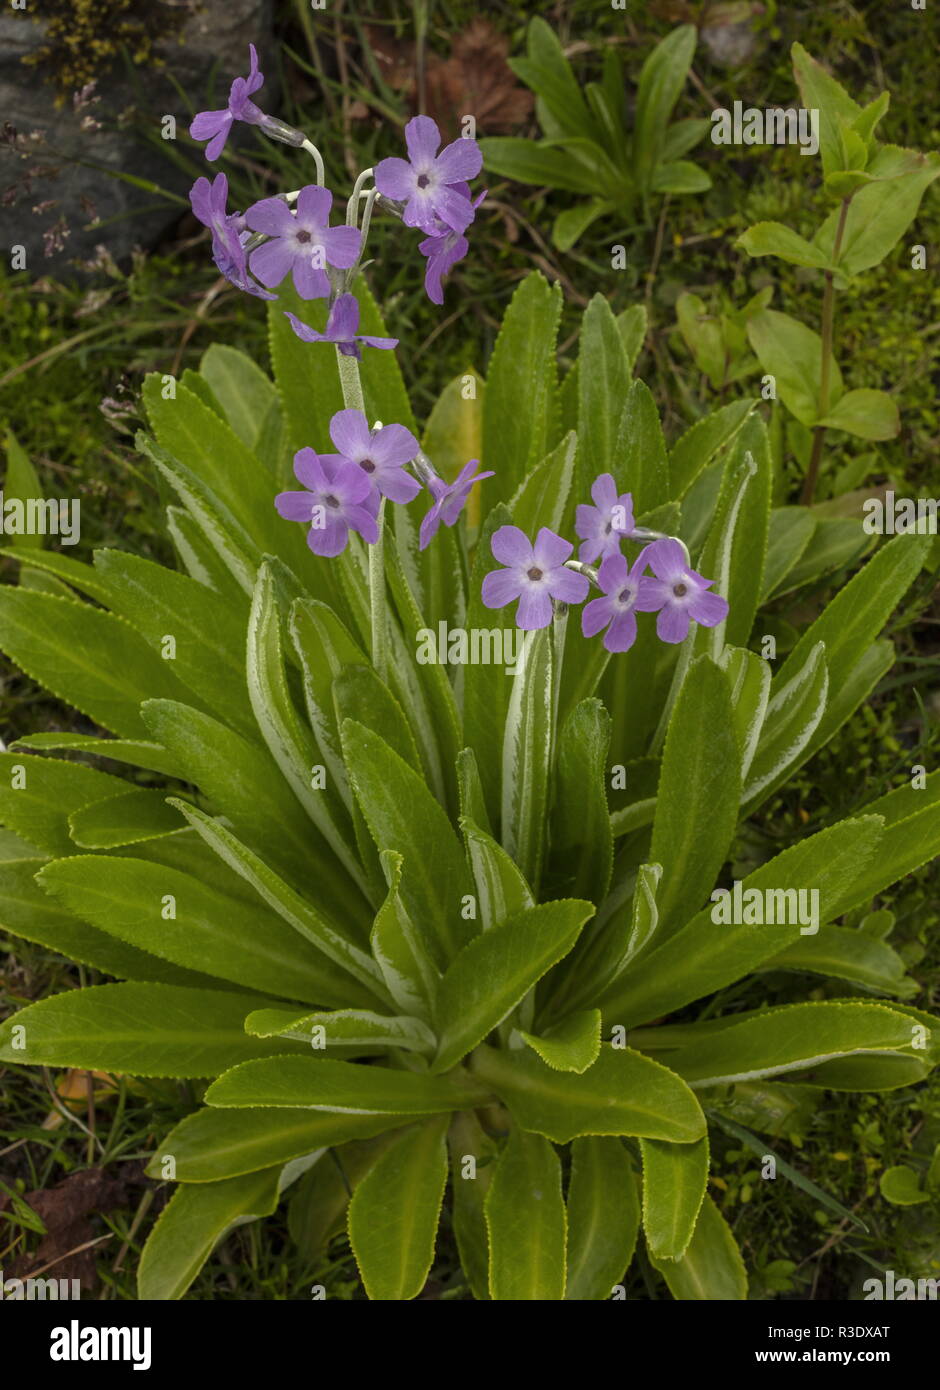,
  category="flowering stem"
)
[301,138,325,185]
[802,194,851,506]
[346,168,375,226]
[334,346,387,680]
